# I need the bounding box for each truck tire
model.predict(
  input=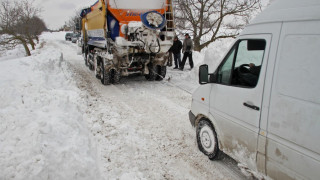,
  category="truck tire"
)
[84,47,89,67]
[89,62,94,71]
[88,54,94,71]
[111,69,120,84]
[145,64,156,81]
[196,119,221,160]
[100,62,111,85]
[155,66,166,81]
[96,73,101,79]
[95,57,102,79]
